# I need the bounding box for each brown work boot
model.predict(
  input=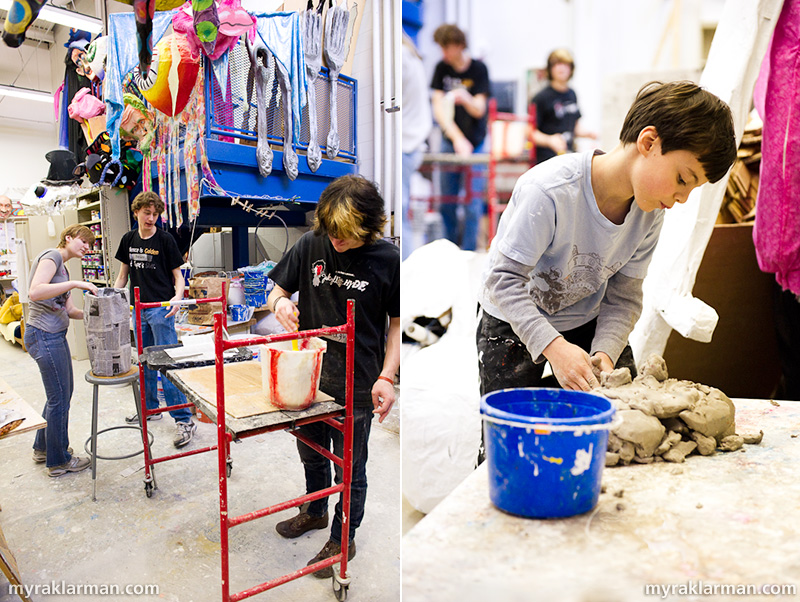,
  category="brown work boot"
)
[275,511,329,539]
[308,539,356,579]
